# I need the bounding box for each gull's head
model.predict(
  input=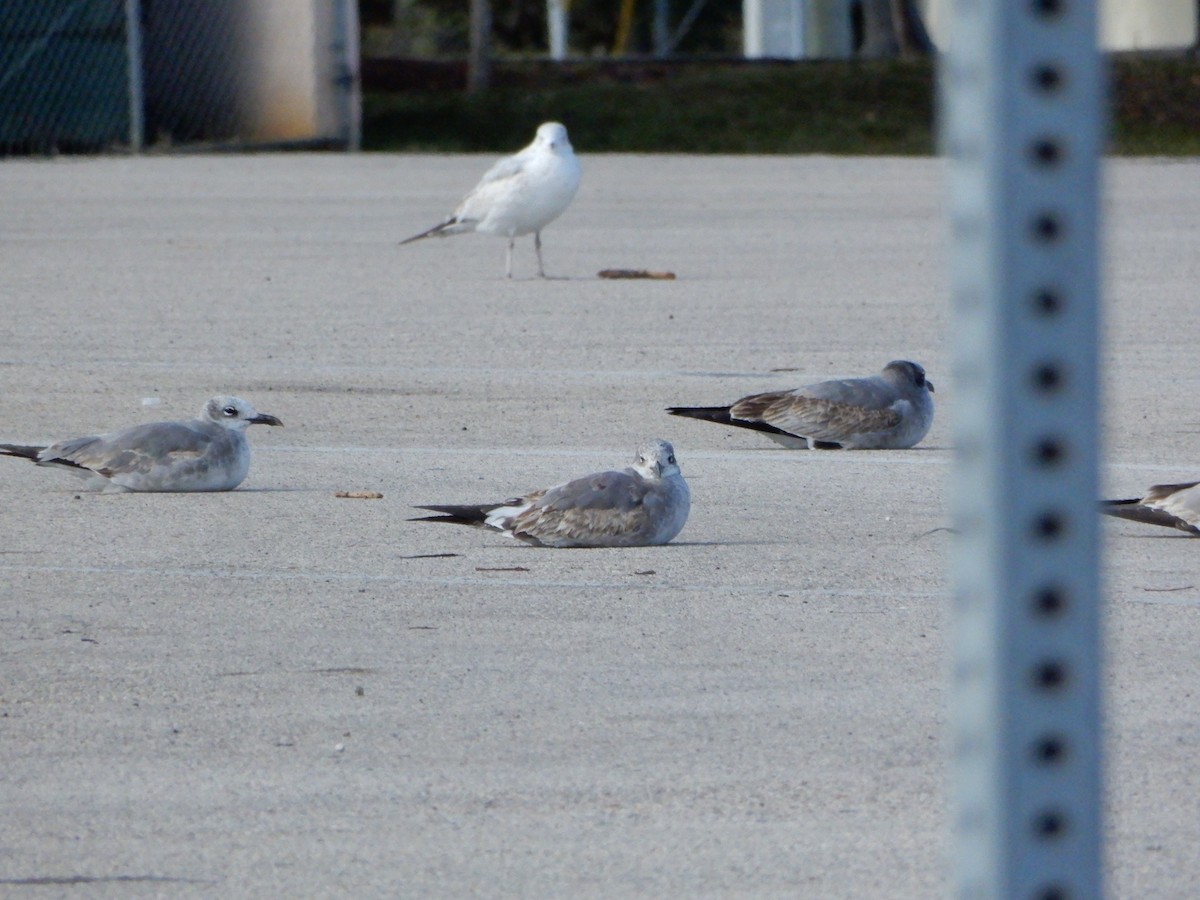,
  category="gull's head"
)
[535,122,572,154]
[632,439,680,480]
[883,360,934,394]
[202,396,284,431]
